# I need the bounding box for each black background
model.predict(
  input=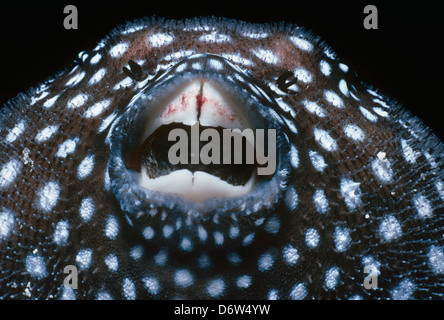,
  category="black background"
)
[1,1,442,140]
